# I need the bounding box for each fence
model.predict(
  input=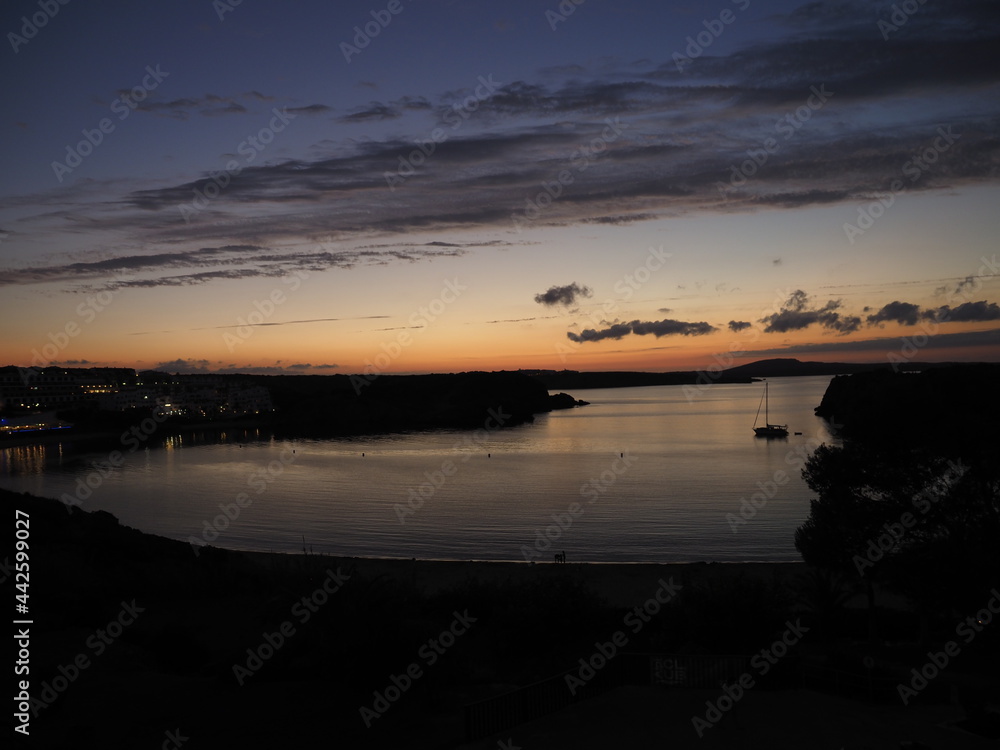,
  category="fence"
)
[648,653,753,688]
